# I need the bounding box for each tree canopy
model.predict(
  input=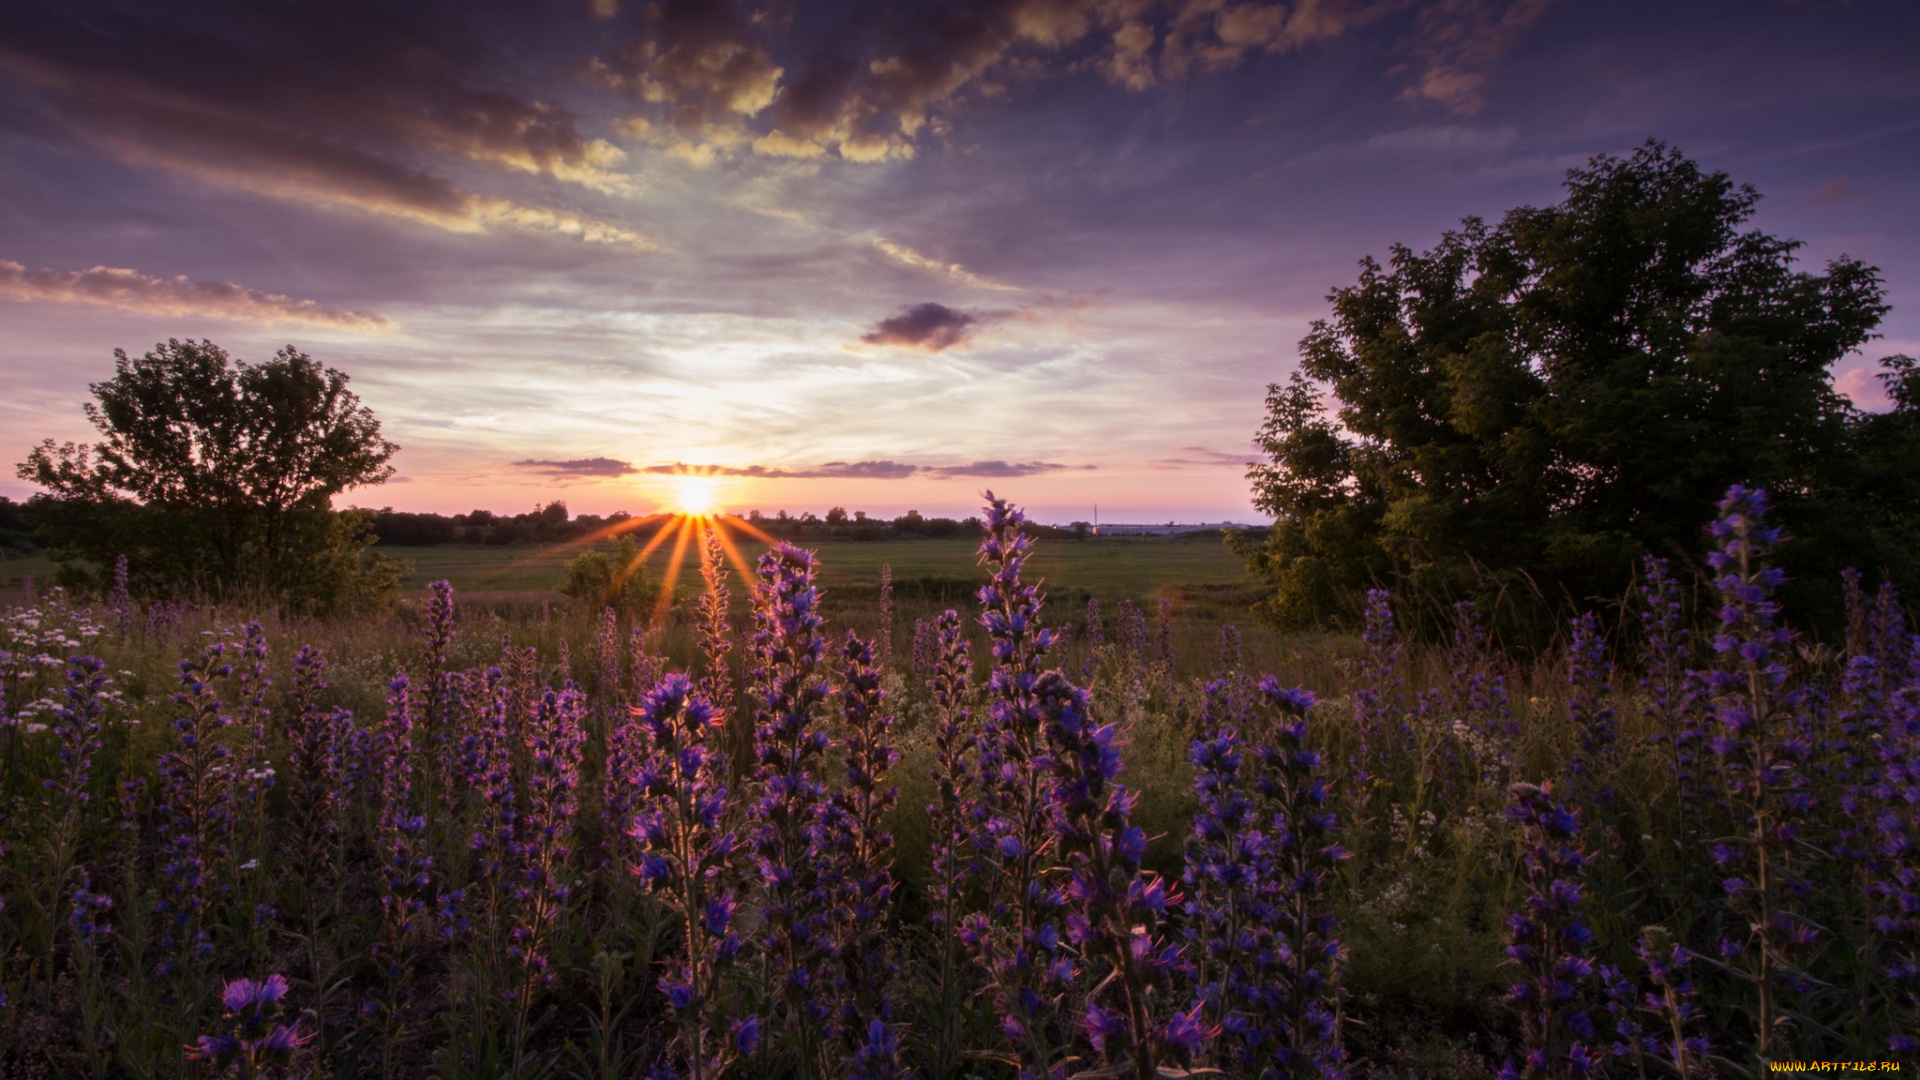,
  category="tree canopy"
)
[18,339,402,610]
[1239,141,1920,630]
